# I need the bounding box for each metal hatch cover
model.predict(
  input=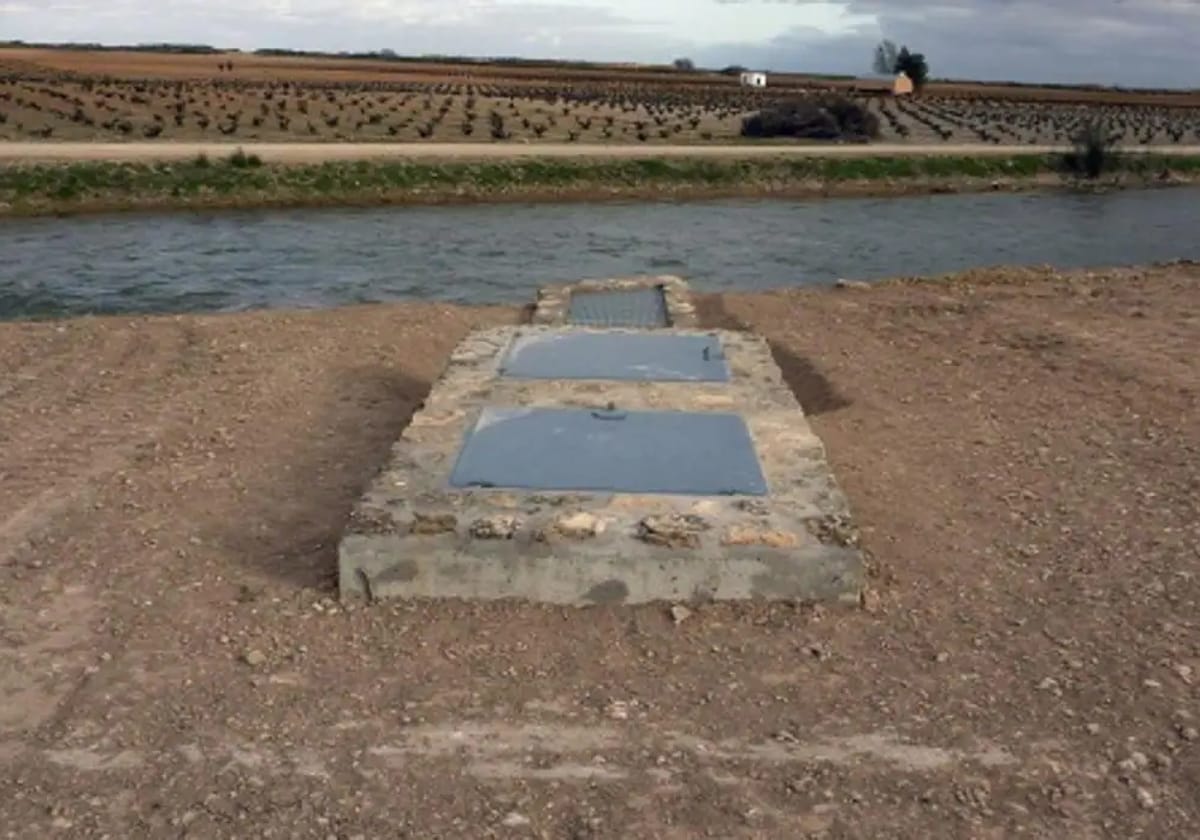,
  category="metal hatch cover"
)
[499,331,729,382]
[567,286,669,327]
[448,406,768,496]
